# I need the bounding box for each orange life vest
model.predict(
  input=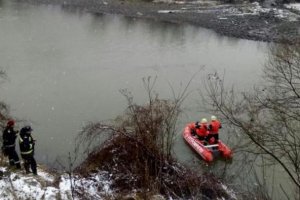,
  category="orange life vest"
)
[209,120,221,134]
[195,122,209,137]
